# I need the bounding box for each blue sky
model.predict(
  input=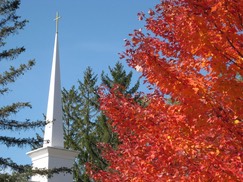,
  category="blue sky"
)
[1,1,158,167]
